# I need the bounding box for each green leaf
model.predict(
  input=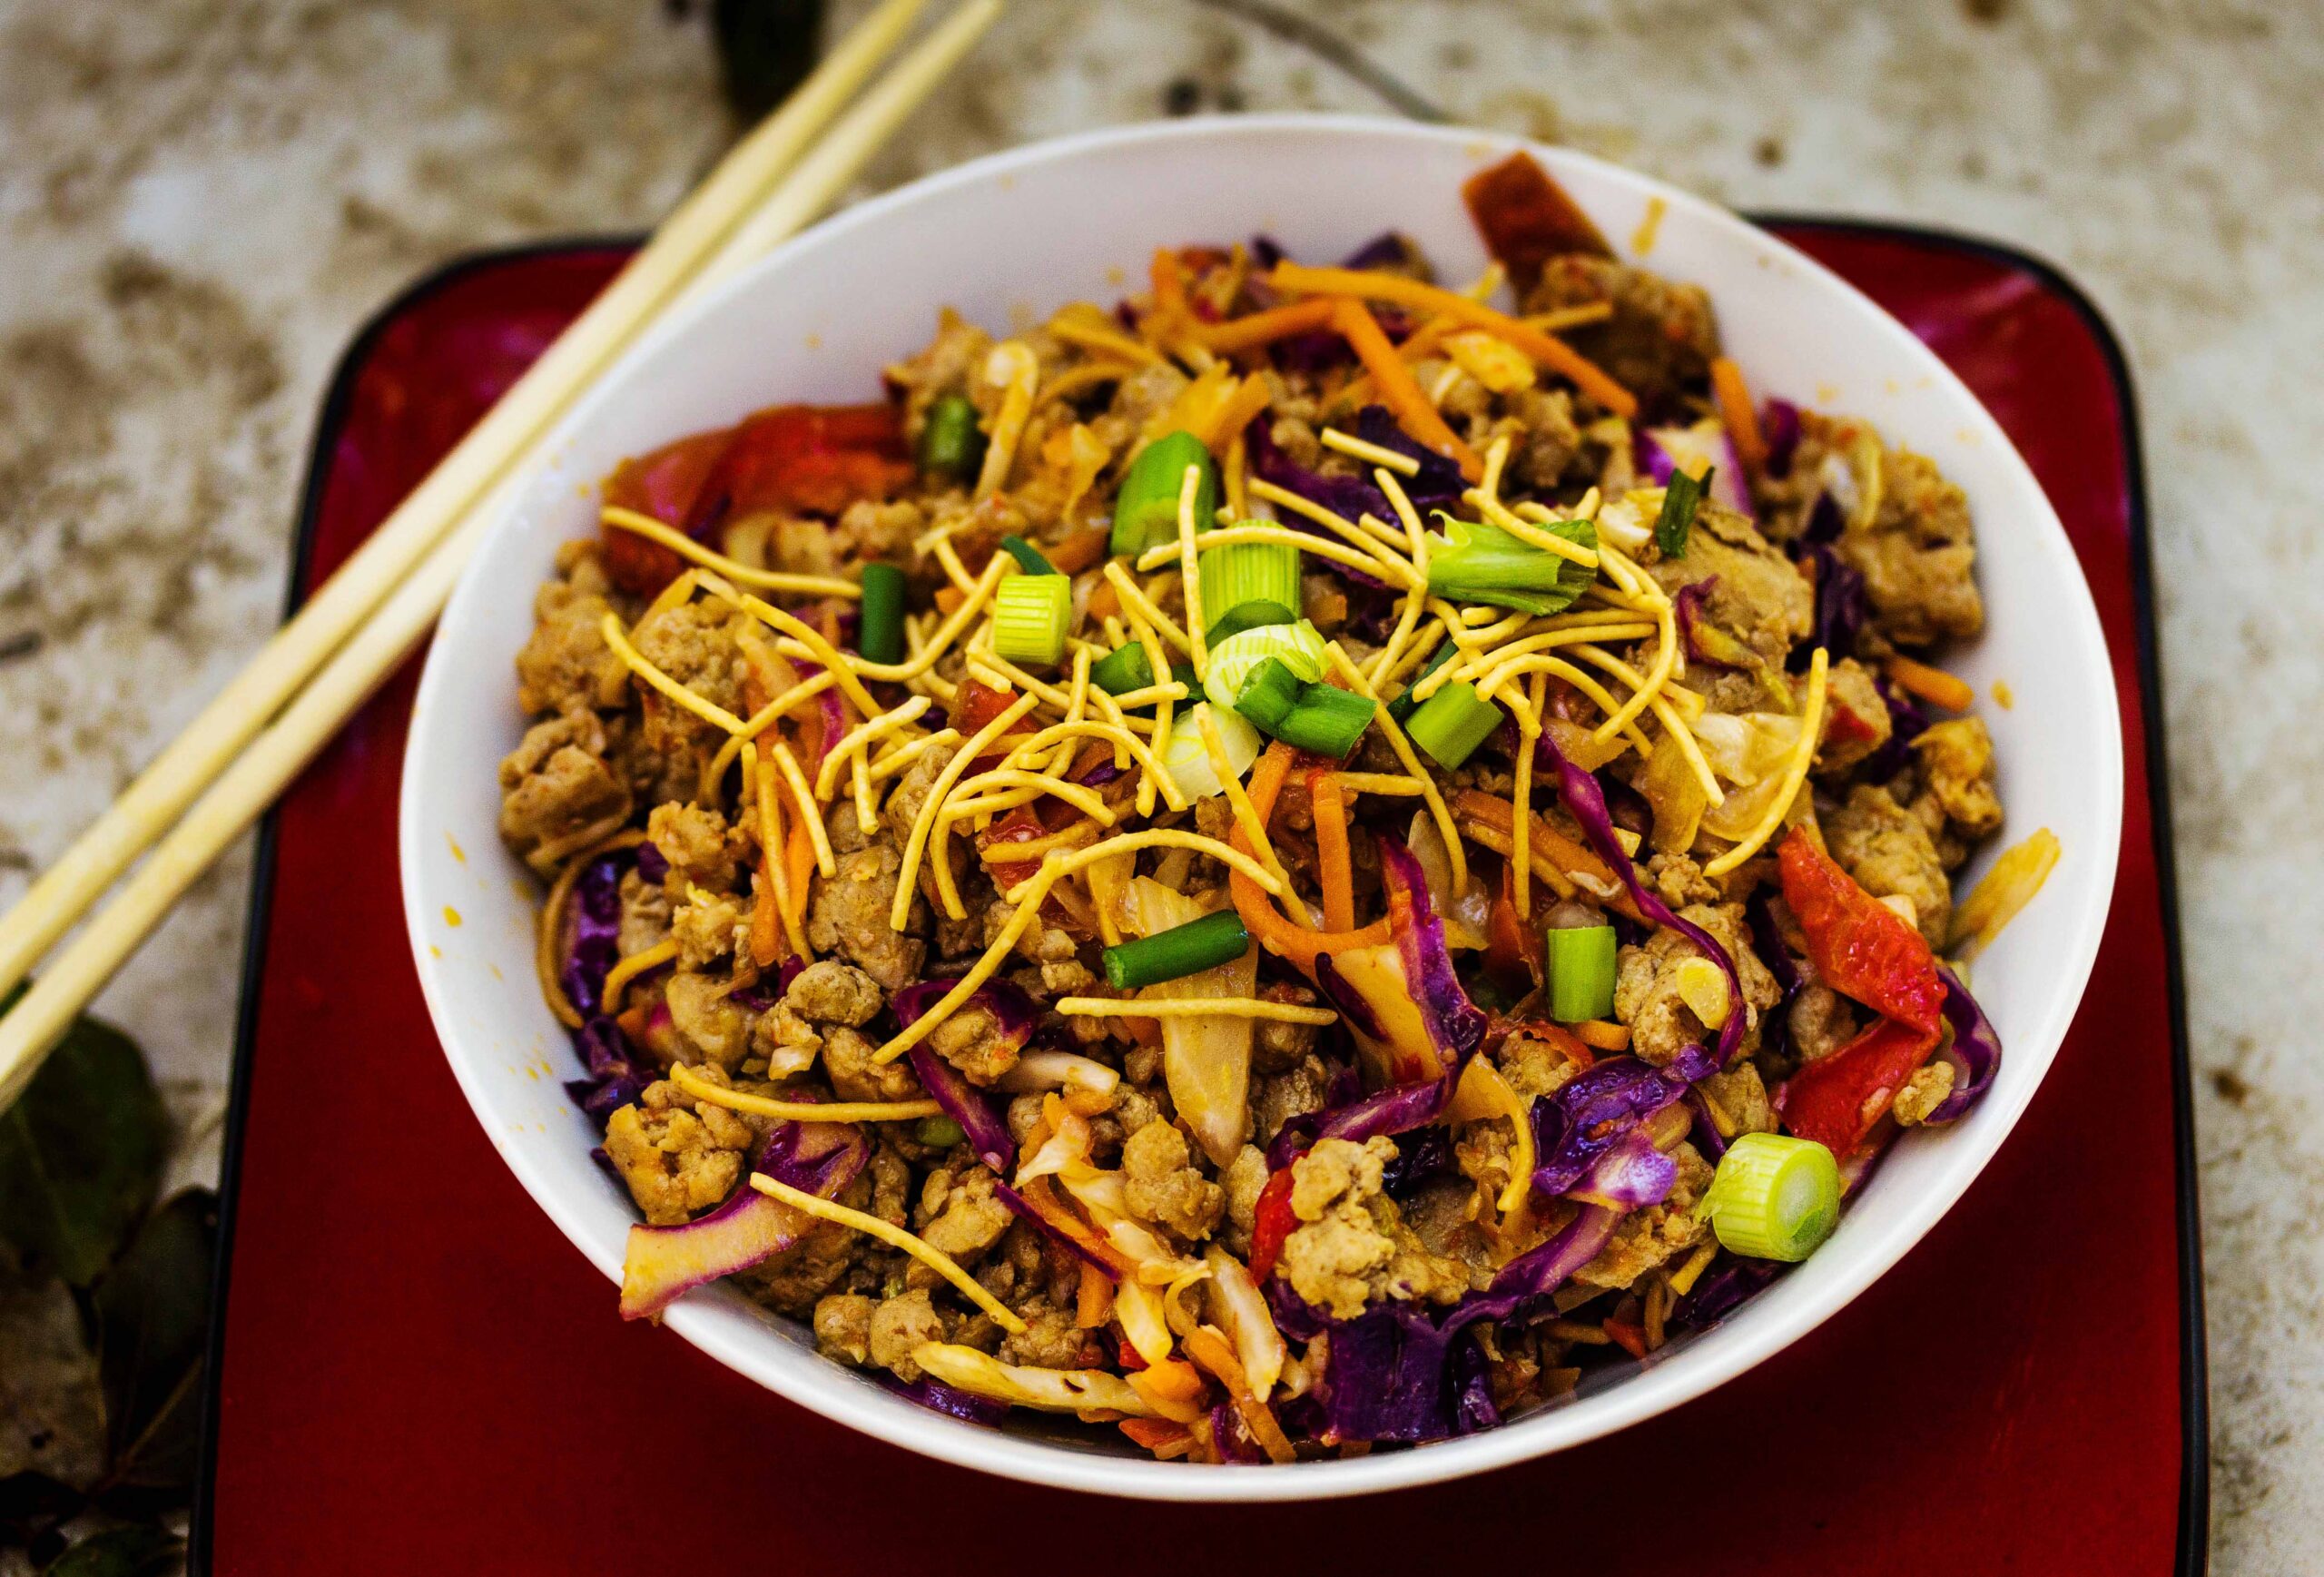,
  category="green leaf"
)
[40,1525,182,1577]
[1653,466,1709,557]
[92,1190,215,1503]
[0,988,164,1287]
